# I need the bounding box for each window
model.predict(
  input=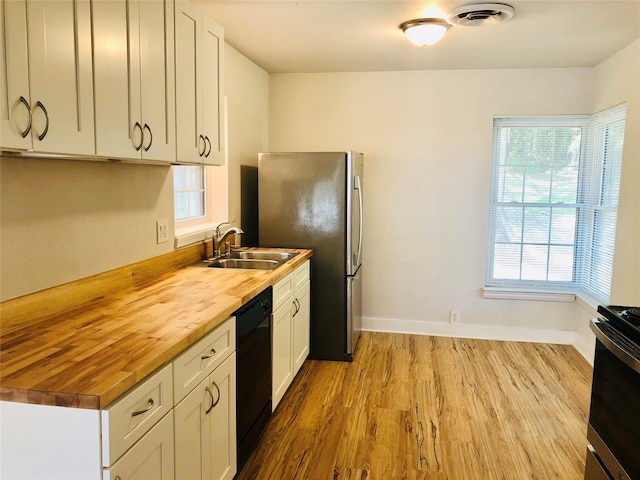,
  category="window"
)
[172,162,230,248]
[485,105,626,303]
[174,165,205,222]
